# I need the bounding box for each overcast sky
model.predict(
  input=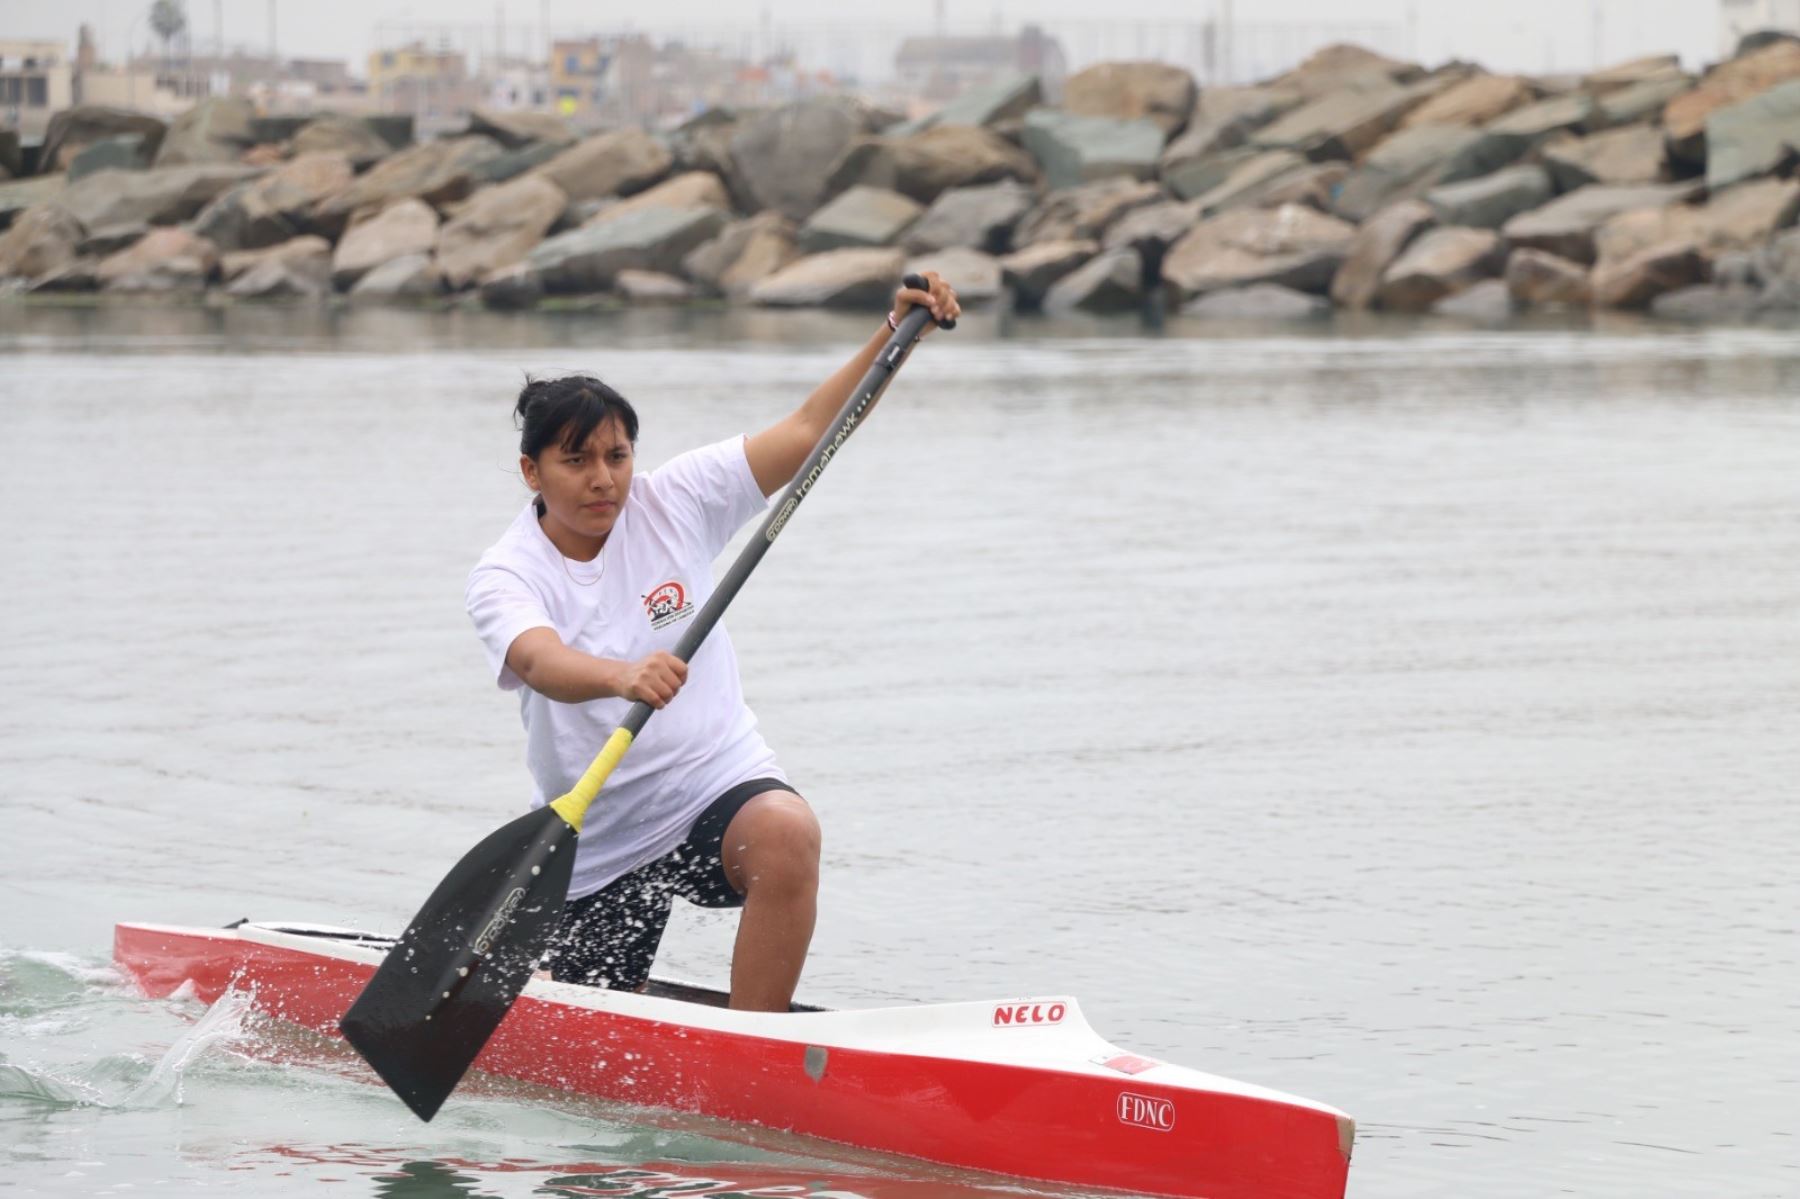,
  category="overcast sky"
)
[6,0,1725,80]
